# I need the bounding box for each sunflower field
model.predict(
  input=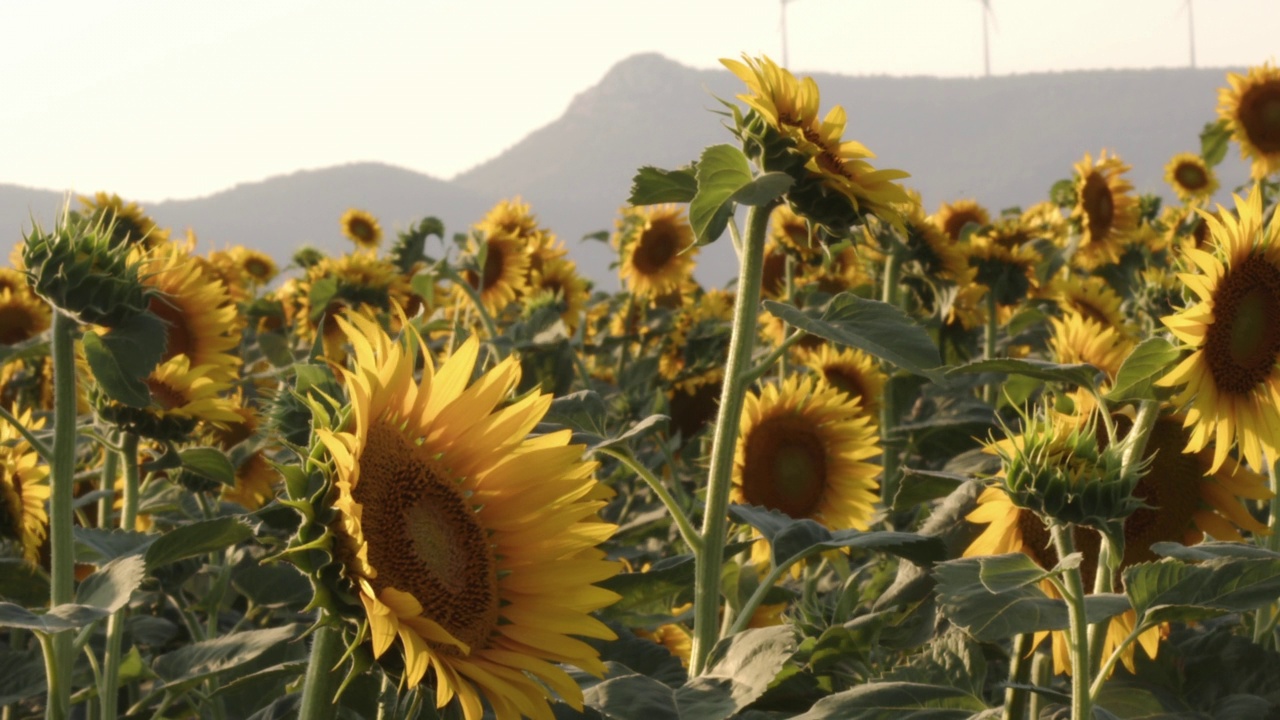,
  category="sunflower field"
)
[2,55,1280,720]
